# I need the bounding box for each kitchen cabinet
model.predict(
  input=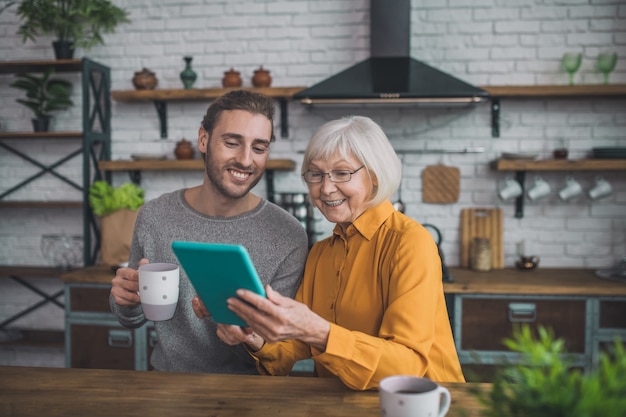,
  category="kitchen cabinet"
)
[0,59,112,266]
[61,267,154,370]
[445,267,626,382]
[110,86,305,139]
